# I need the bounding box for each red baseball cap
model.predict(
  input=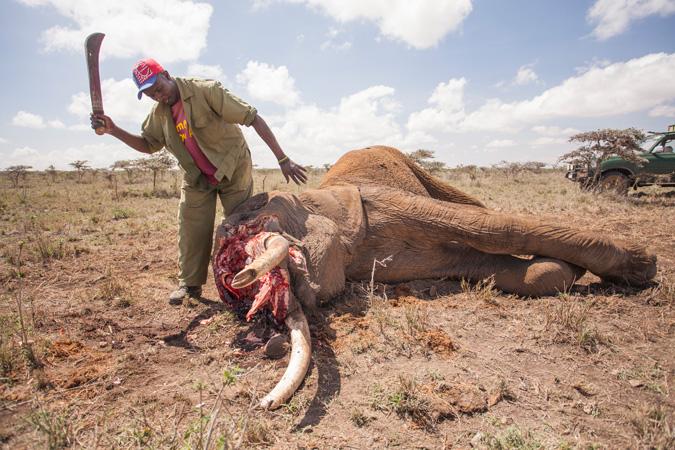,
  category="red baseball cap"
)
[132,58,164,99]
